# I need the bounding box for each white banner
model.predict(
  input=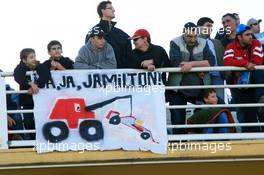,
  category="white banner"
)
[33,69,167,154]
